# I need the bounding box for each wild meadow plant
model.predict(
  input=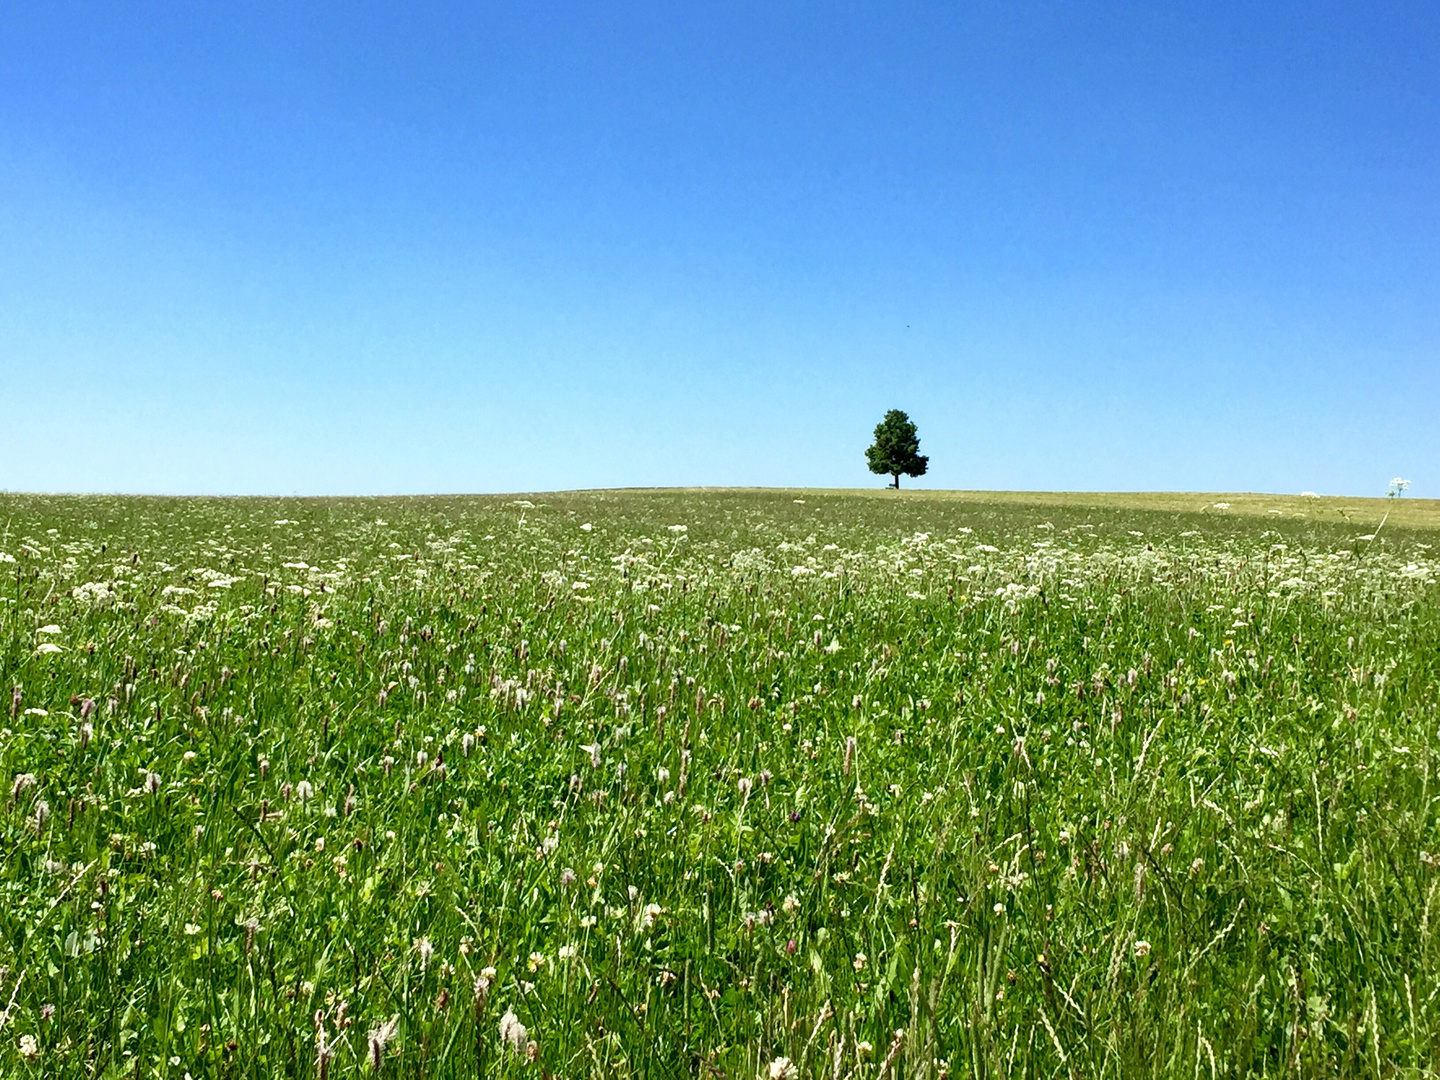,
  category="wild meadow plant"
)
[0,491,1437,1077]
